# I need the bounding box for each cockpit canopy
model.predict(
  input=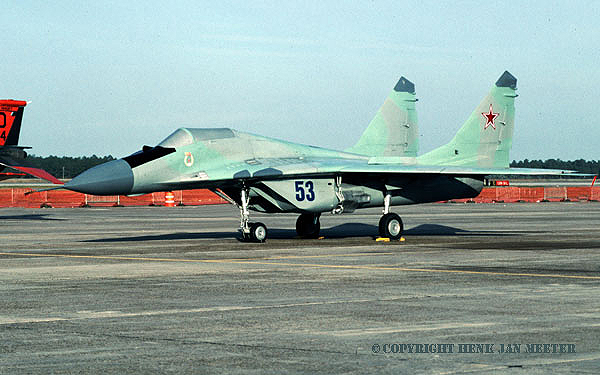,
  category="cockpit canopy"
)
[158,128,235,148]
[123,128,236,169]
